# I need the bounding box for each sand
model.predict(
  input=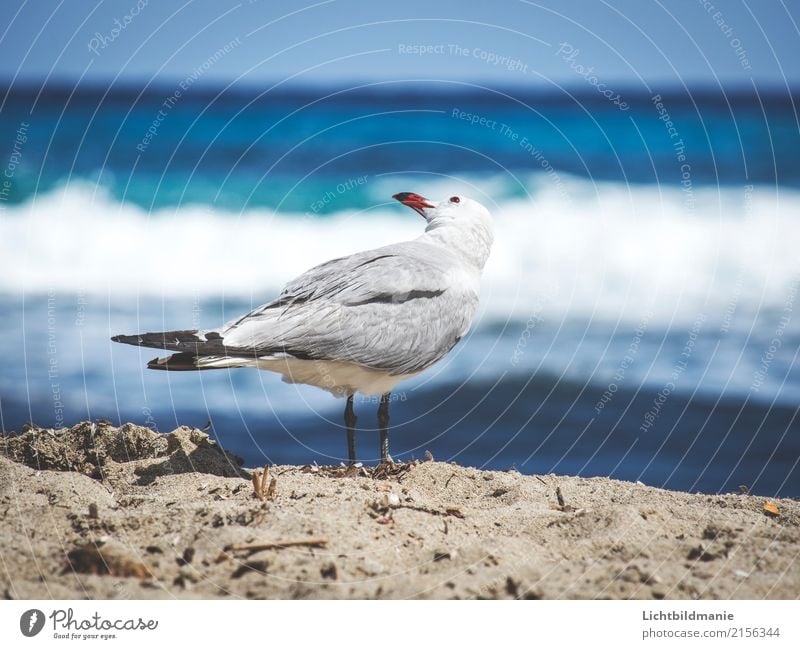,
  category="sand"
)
[1,422,798,600]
